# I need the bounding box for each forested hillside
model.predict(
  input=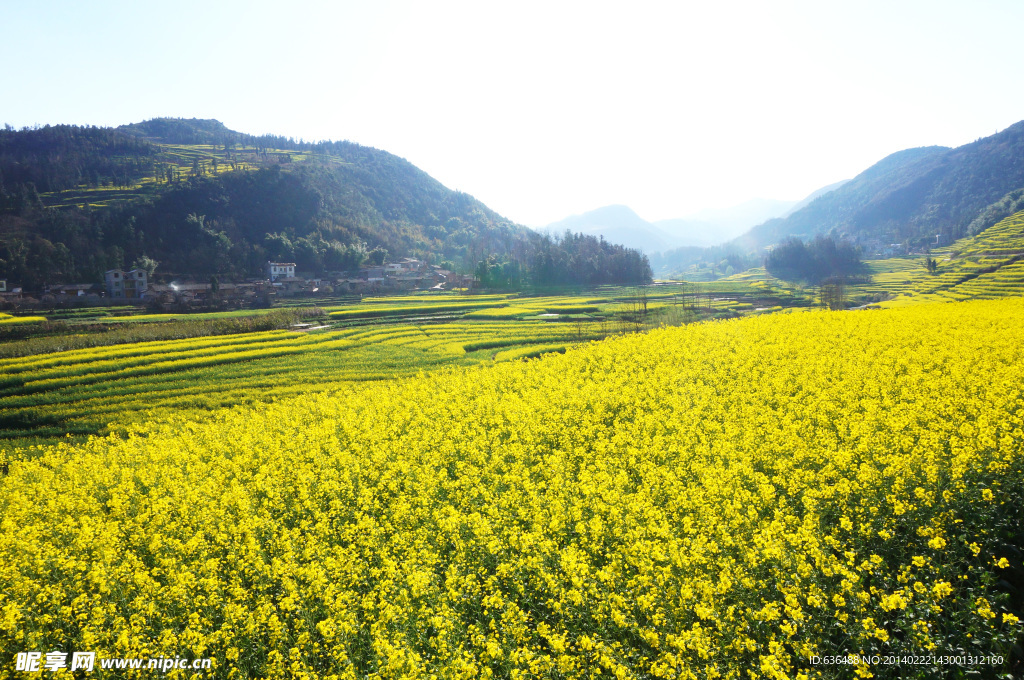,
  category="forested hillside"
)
[736,120,1024,250]
[0,119,650,288]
